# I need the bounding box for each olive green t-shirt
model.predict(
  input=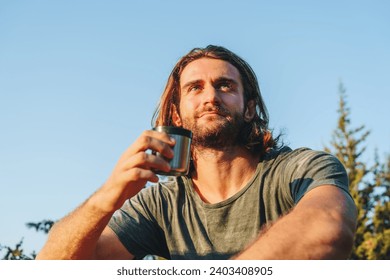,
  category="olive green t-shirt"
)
[108,147,349,259]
